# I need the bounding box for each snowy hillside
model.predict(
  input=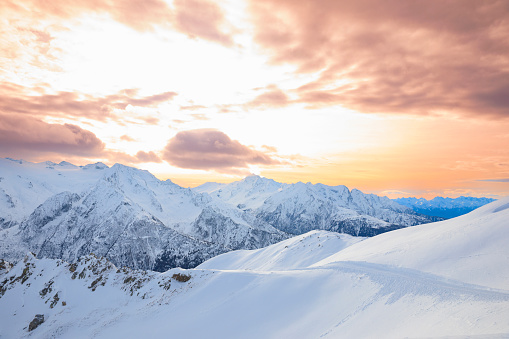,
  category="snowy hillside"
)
[1,198,508,338]
[195,175,439,236]
[0,159,287,271]
[394,196,496,218]
[198,230,365,271]
[315,196,509,290]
